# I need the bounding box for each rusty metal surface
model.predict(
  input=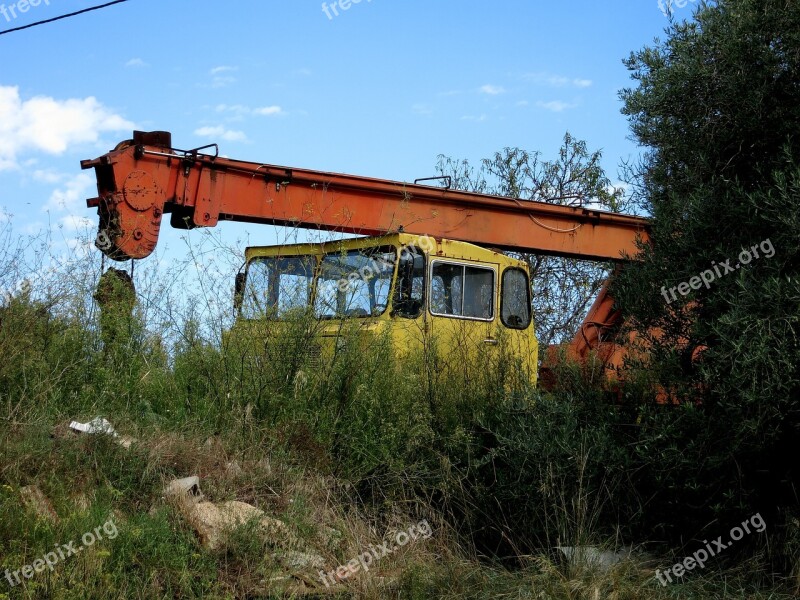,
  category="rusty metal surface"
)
[83,131,650,262]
